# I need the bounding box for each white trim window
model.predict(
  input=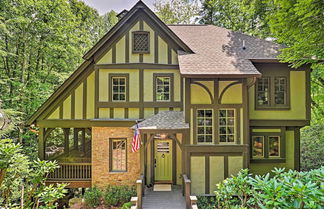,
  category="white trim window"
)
[219,109,235,143]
